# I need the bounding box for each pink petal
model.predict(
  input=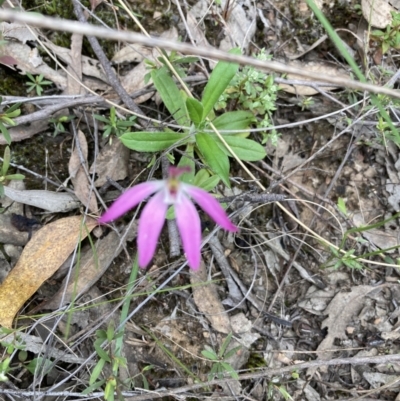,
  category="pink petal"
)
[184,186,237,232]
[137,190,168,268]
[175,195,201,270]
[99,181,163,223]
